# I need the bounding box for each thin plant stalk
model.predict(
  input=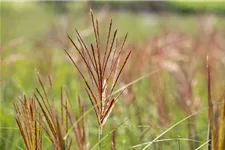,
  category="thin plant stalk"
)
[207,55,213,150]
[64,9,131,141]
